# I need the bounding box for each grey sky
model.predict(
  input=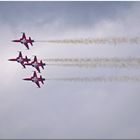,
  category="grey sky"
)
[0,1,140,139]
